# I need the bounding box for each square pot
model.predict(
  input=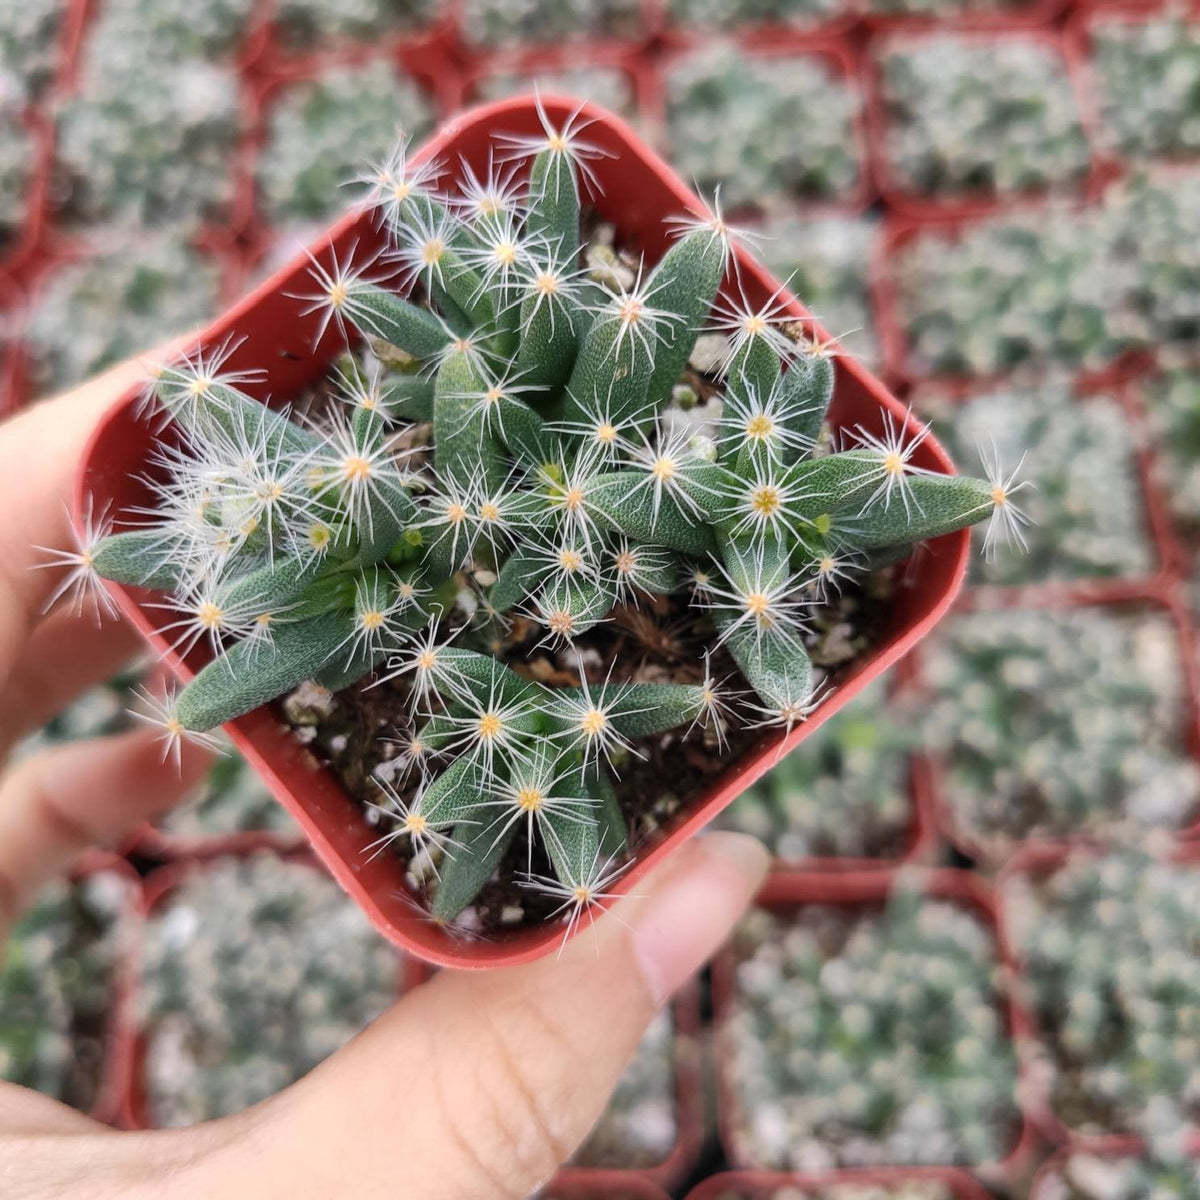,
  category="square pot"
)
[711,869,1035,1179]
[73,96,969,968]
